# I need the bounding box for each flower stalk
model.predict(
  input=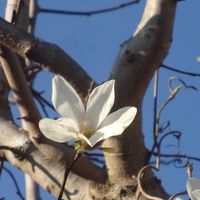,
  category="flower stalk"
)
[58,152,81,200]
